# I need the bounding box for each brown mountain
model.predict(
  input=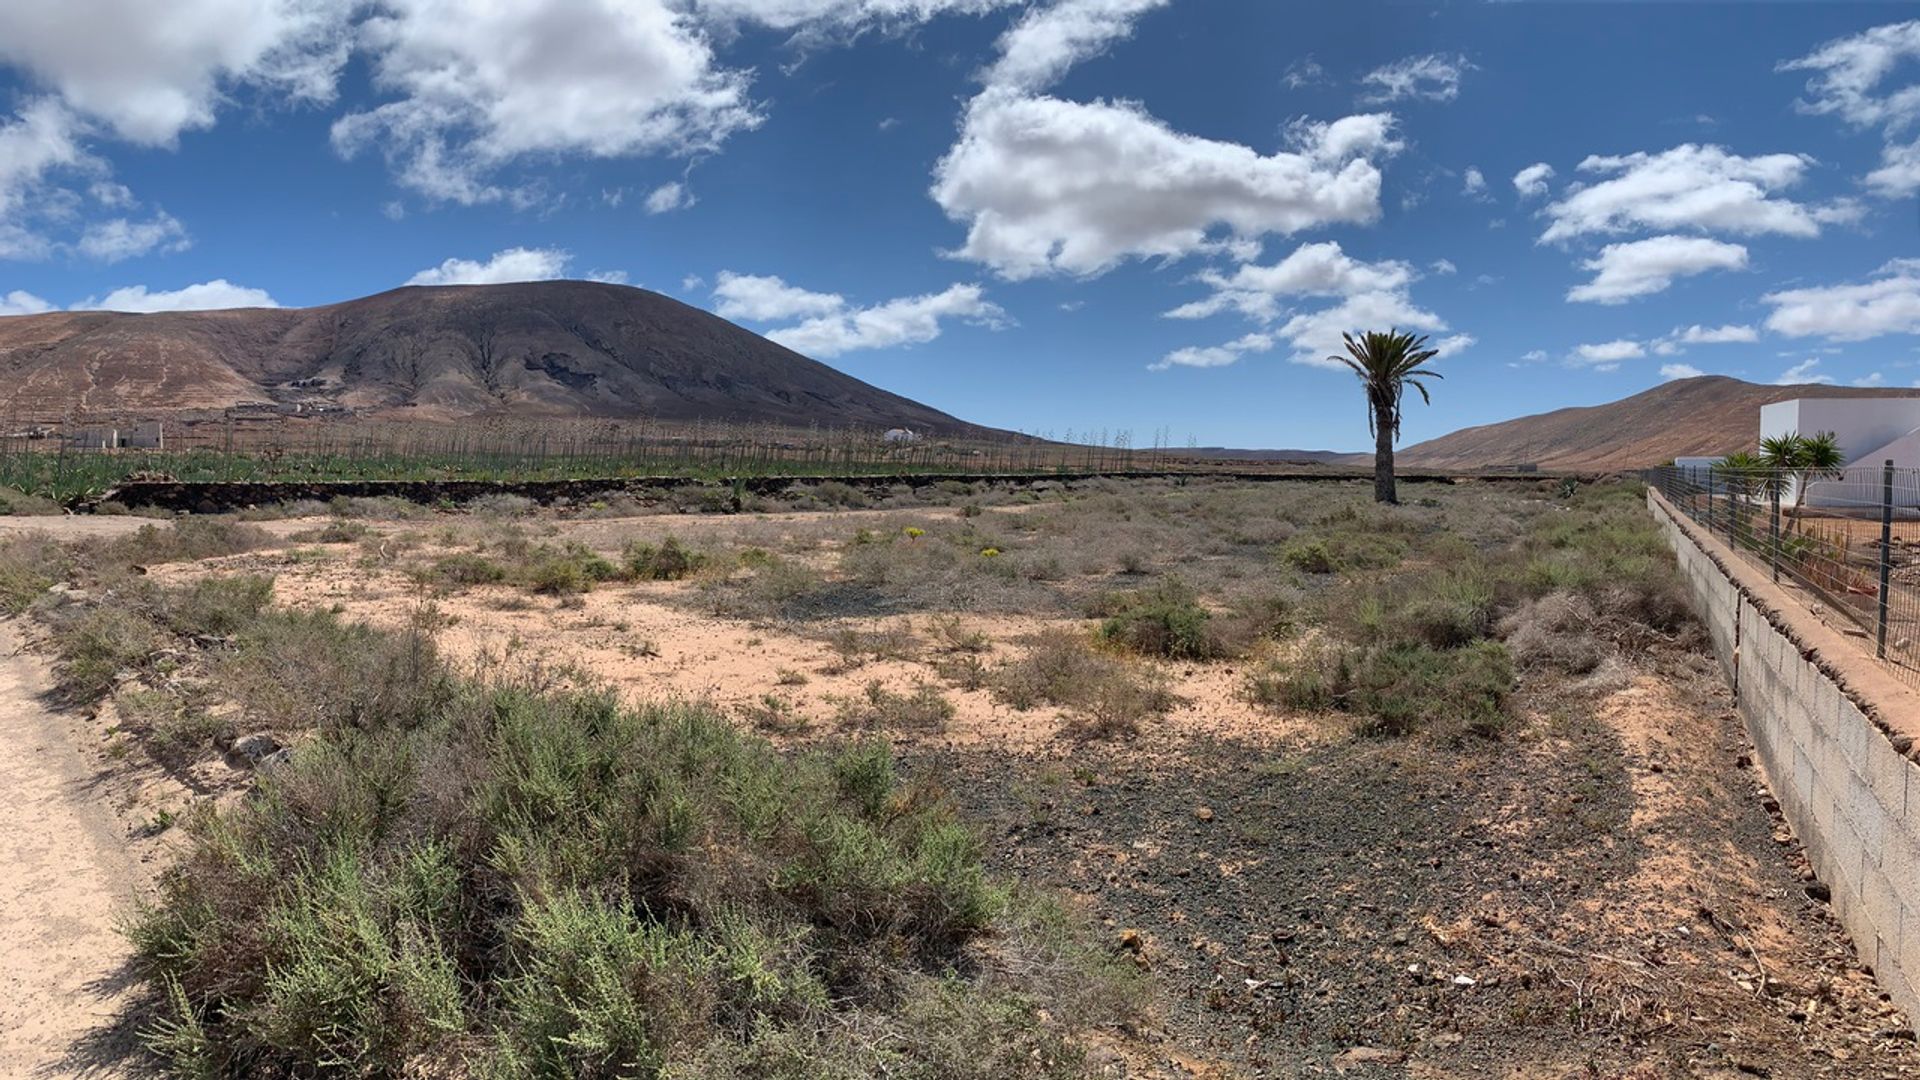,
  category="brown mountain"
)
[1394,376,1920,471]
[0,280,983,432]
